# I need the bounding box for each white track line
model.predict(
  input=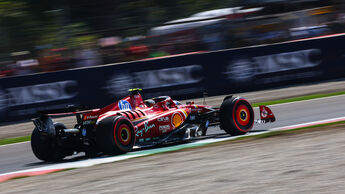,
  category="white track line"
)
[269,116,345,131]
